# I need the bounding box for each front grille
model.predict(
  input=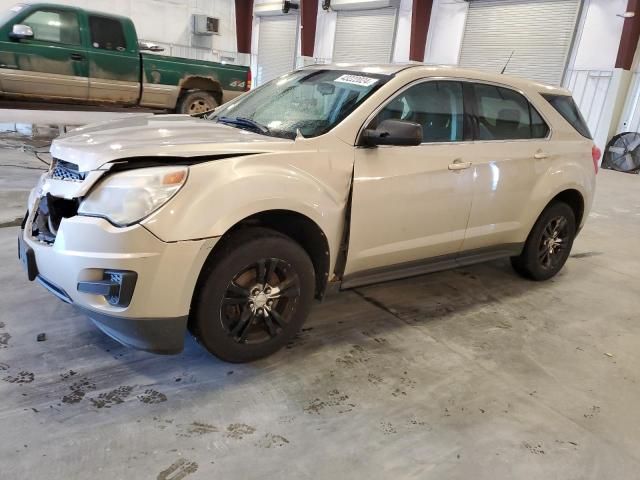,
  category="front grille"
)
[50,159,86,182]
